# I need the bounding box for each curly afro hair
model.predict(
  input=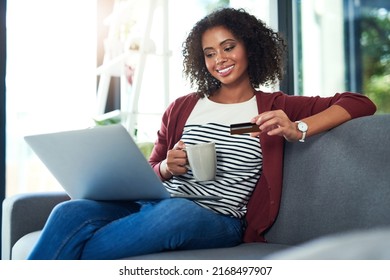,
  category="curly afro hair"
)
[182,7,287,97]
